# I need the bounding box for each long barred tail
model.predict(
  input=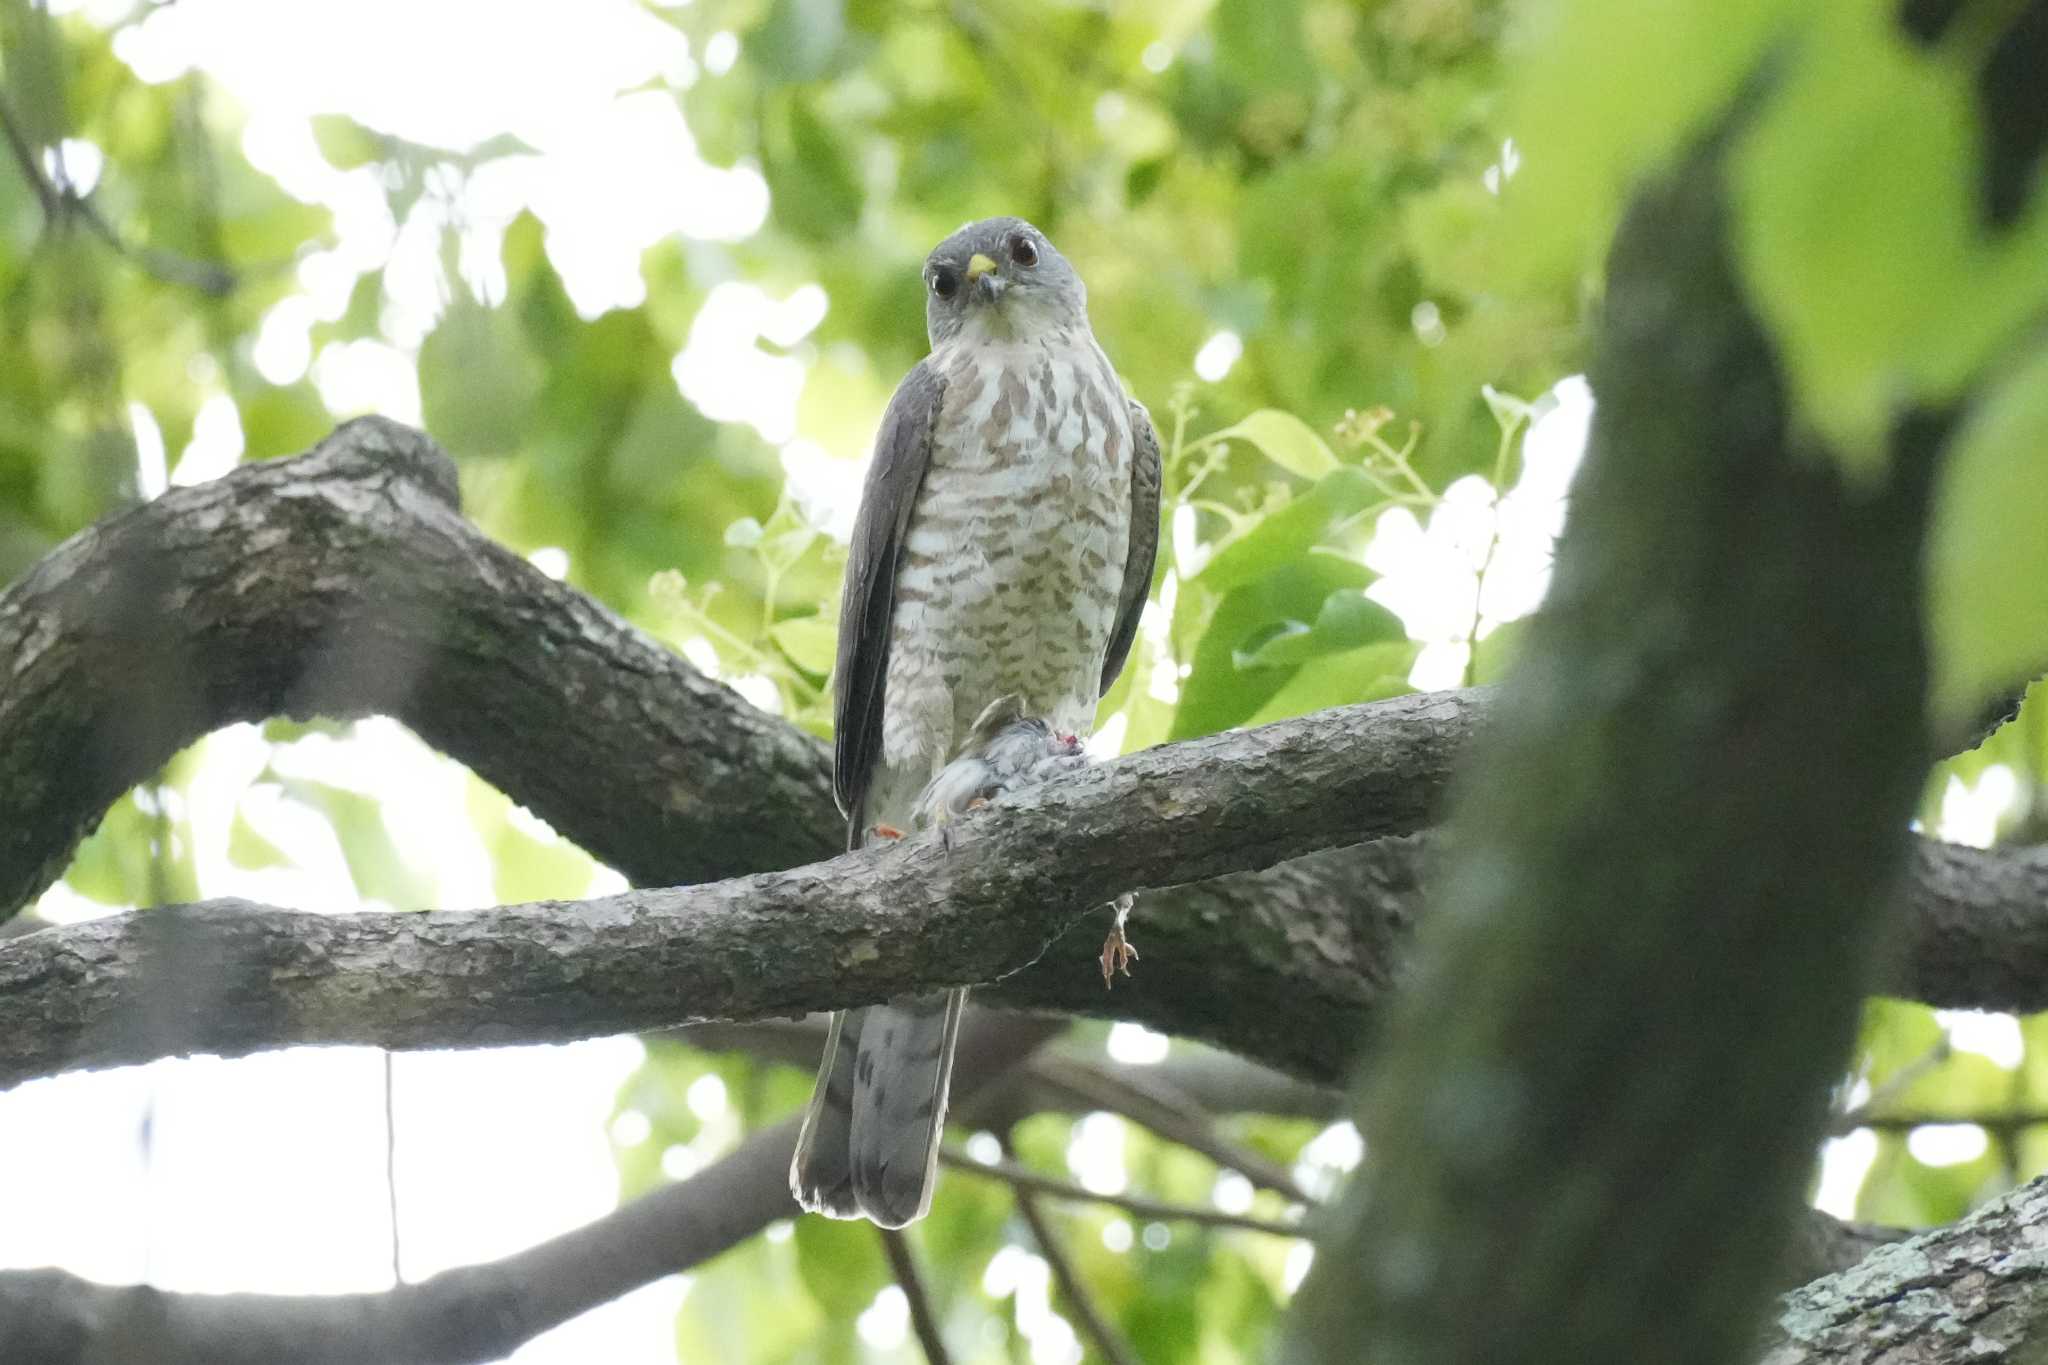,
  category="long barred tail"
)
[789,989,966,1227]
[848,987,966,1228]
[790,1008,865,1219]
